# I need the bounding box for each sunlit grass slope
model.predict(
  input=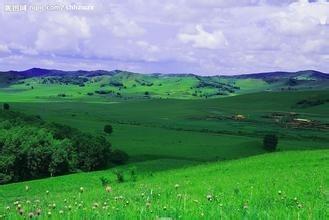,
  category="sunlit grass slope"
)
[0,150,328,219]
